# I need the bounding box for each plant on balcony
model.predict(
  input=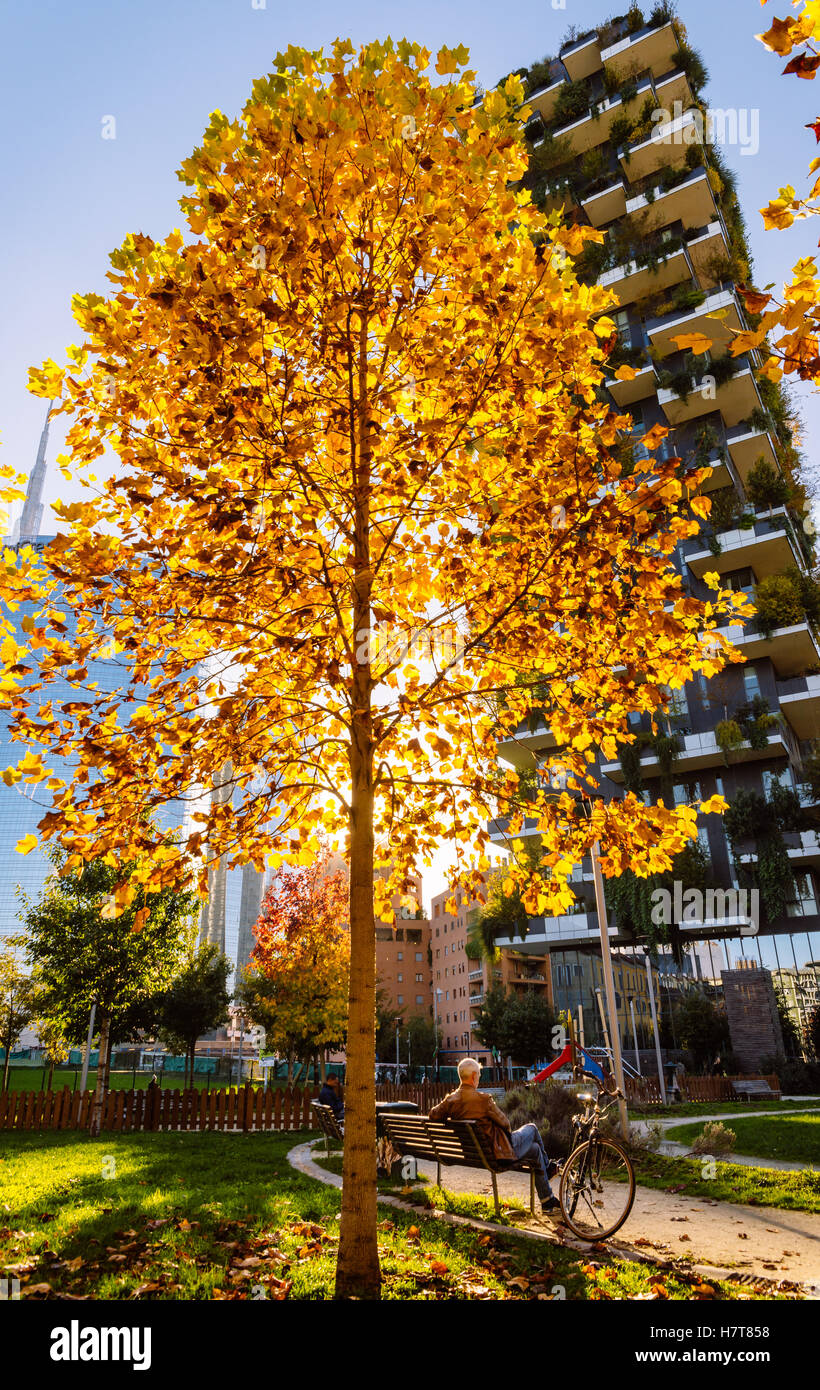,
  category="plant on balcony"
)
[707,352,741,389]
[619,76,640,105]
[657,364,695,400]
[692,422,720,463]
[675,43,709,94]
[581,146,609,184]
[715,718,744,756]
[626,3,645,34]
[746,458,792,511]
[550,77,594,131]
[724,786,804,926]
[649,0,675,26]
[706,485,745,535]
[607,340,647,373]
[734,696,778,751]
[747,405,771,436]
[523,57,558,95]
[754,572,805,639]
[606,835,711,957]
[618,735,647,792]
[610,112,633,149]
[755,568,820,639]
[672,284,706,313]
